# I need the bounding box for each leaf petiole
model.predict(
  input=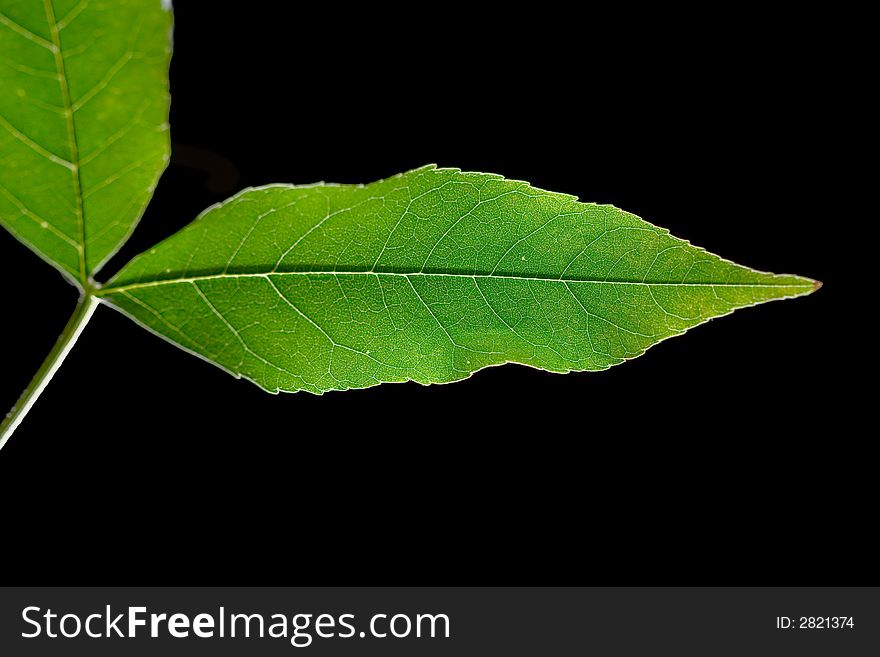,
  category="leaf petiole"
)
[0,293,99,449]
